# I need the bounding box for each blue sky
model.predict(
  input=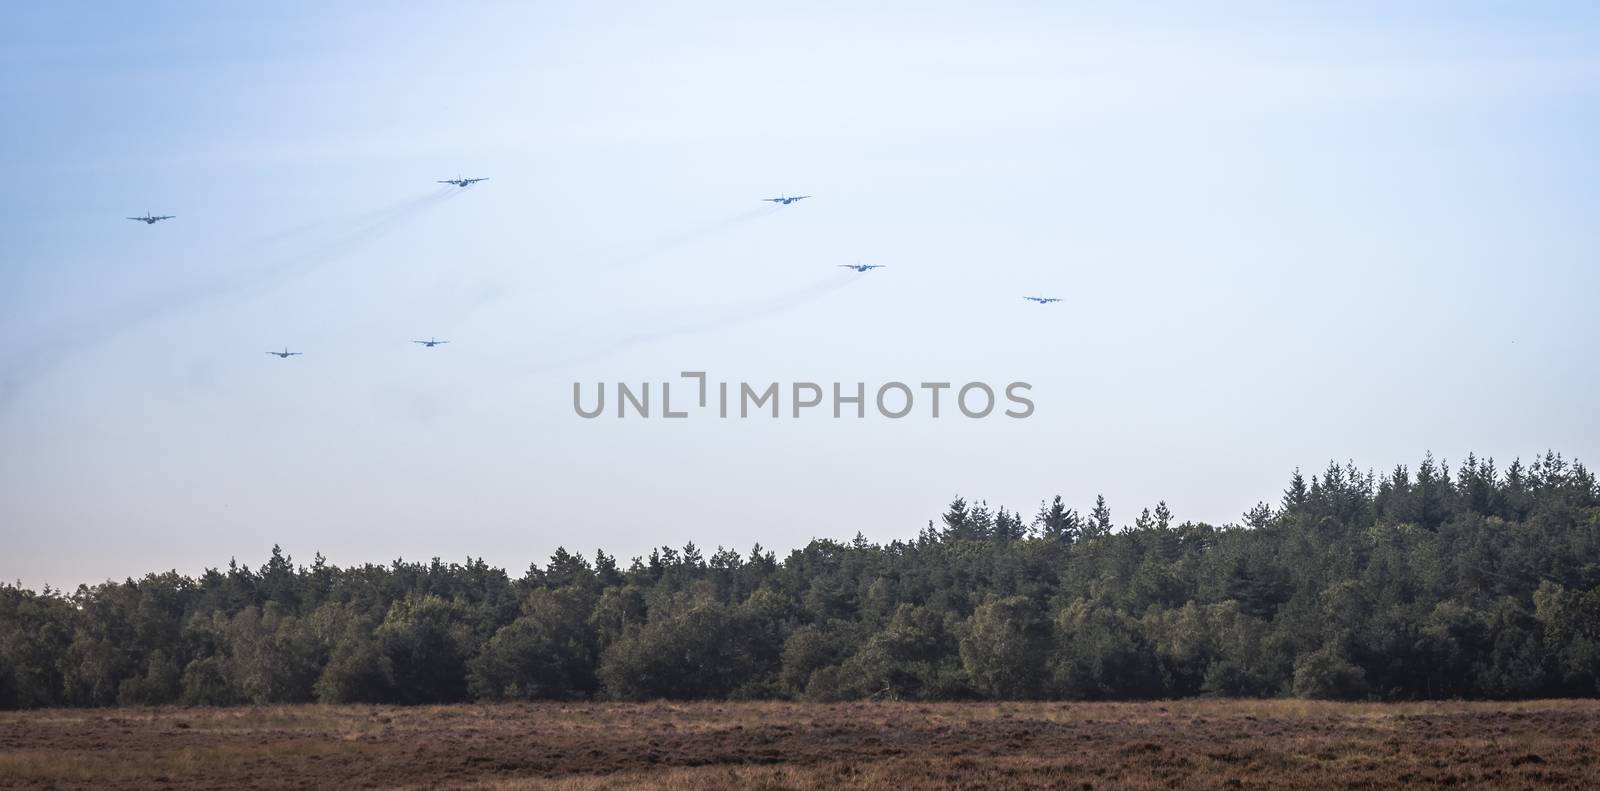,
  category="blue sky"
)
[2,2,1597,588]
